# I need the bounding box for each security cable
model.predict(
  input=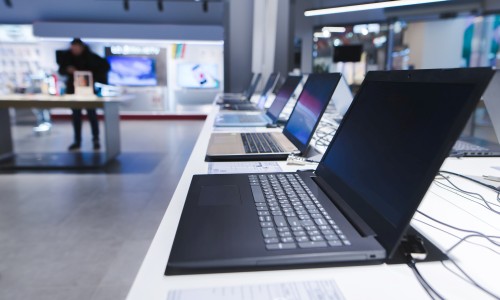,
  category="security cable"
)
[417,211,500,244]
[432,180,500,212]
[440,170,500,193]
[436,173,500,214]
[413,218,500,256]
[405,255,445,300]
[412,214,500,299]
